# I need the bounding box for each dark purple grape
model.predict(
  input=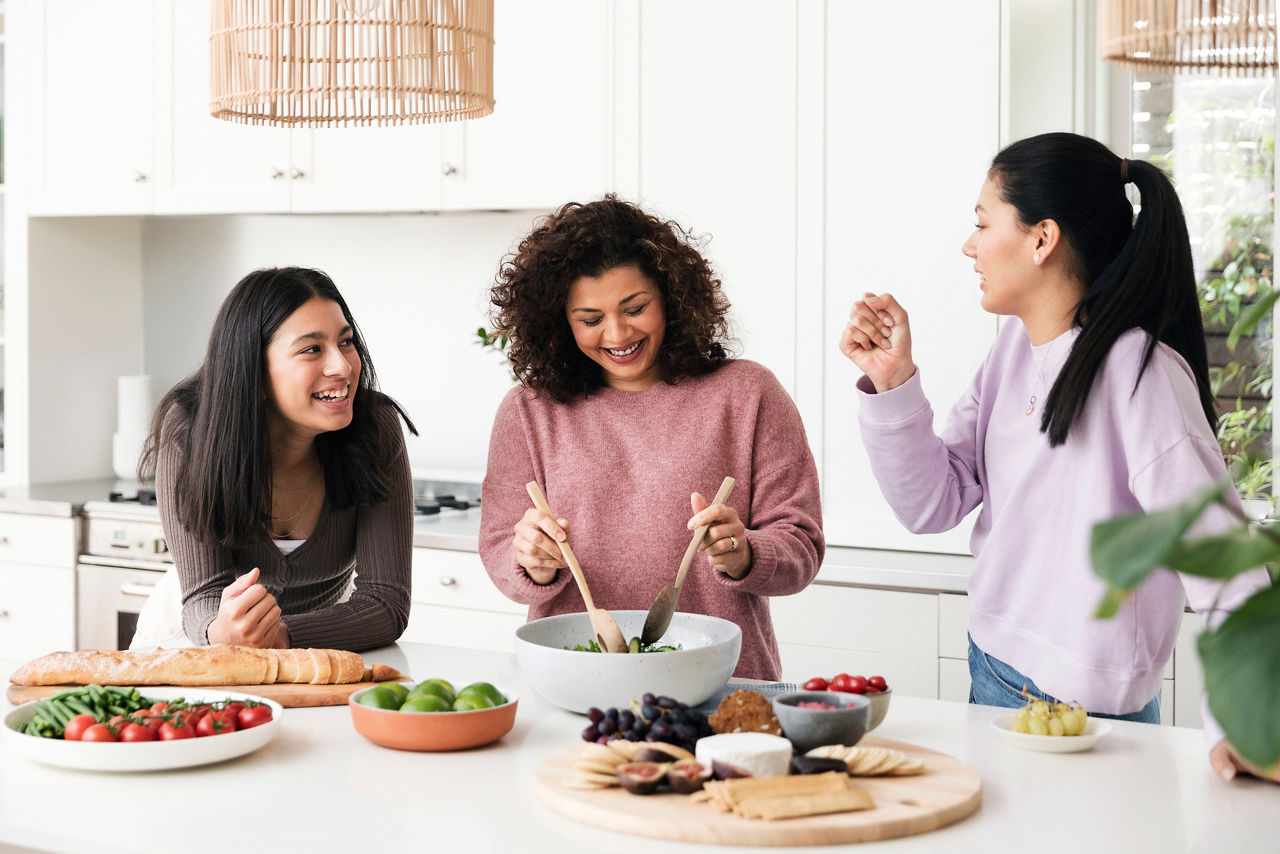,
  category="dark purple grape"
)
[586,707,604,724]
[650,722,673,740]
[582,725,599,742]
[630,723,648,738]
[644,732,659,741]
[665,711,685,725]
[625,730,643,741]
[673,723,696,742]
[604,707,619,720]
[642,692,657,706]
[656,696,678,709]
[640,704,658,721]
[596,735,611,745]
[598,718,617,735]
[618,710,635,729]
